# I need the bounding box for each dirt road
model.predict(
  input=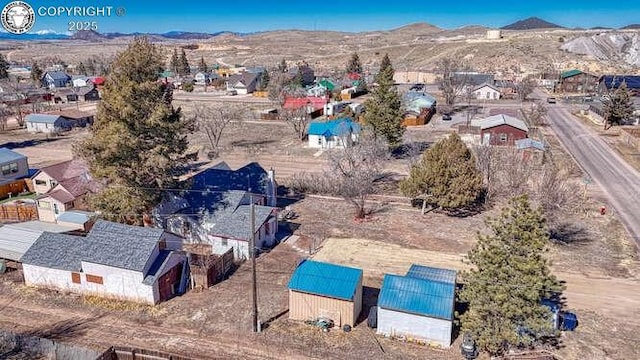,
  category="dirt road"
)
[313,238,640,327]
